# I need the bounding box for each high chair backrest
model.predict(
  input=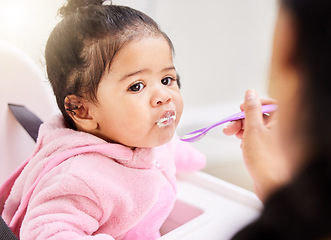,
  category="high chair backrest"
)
[0,40,58,185]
